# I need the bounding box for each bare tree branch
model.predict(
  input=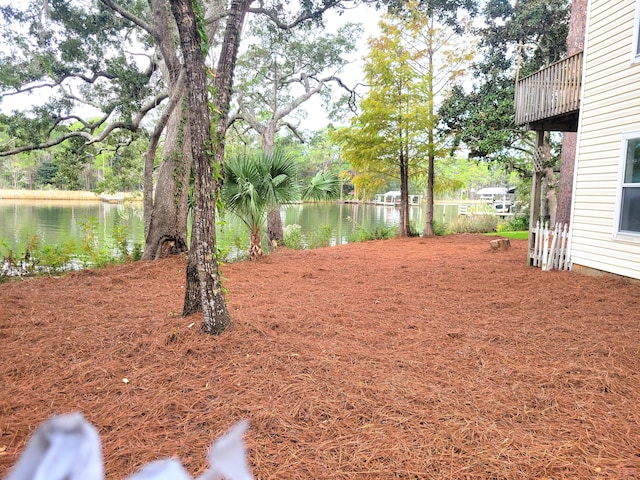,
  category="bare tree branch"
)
[272,74,355,122]
[0,88,169,157]
[86,91,169,145]
[0,132,93,156]
[2,71,117,99]
[281,121,305,143]
[249,0,354,30]
[227,112,245,129]
[50,115,99,130]
[59,92,108,113]
[99,0,157,37]
[230,98,264,133]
